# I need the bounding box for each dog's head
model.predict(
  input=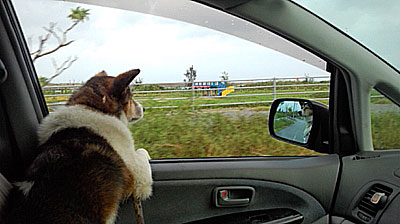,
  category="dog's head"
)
[299,101,313,117]
[66,69,144,124]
